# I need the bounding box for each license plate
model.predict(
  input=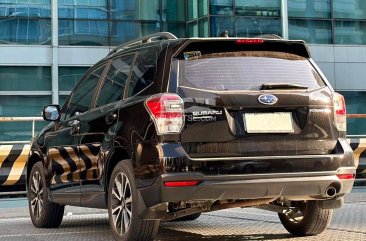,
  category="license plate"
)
[244,112,294,133]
